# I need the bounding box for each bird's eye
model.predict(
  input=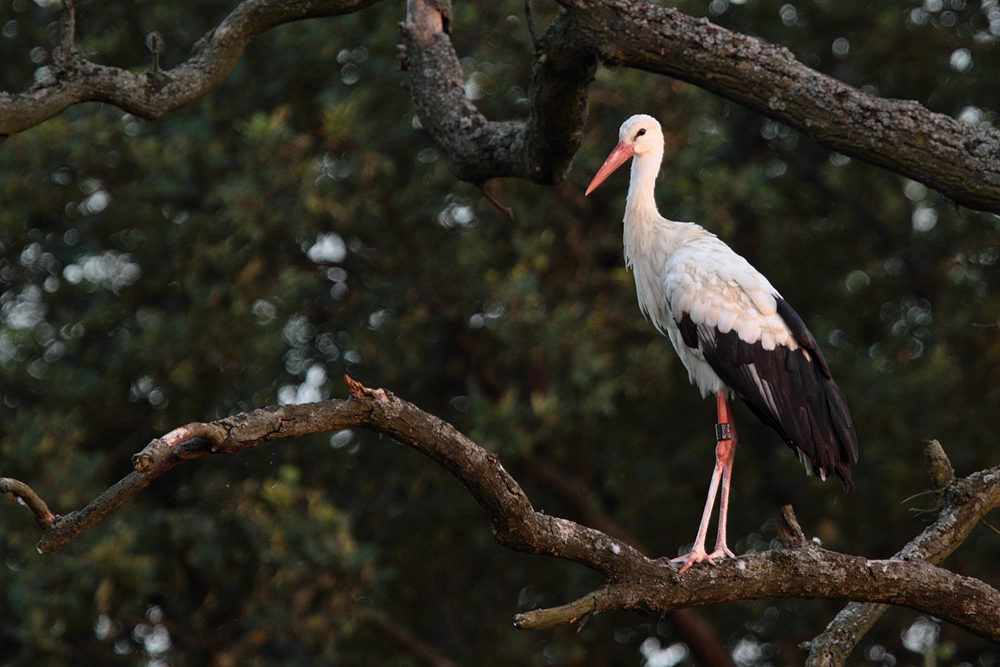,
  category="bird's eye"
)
[635,128,647,138]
